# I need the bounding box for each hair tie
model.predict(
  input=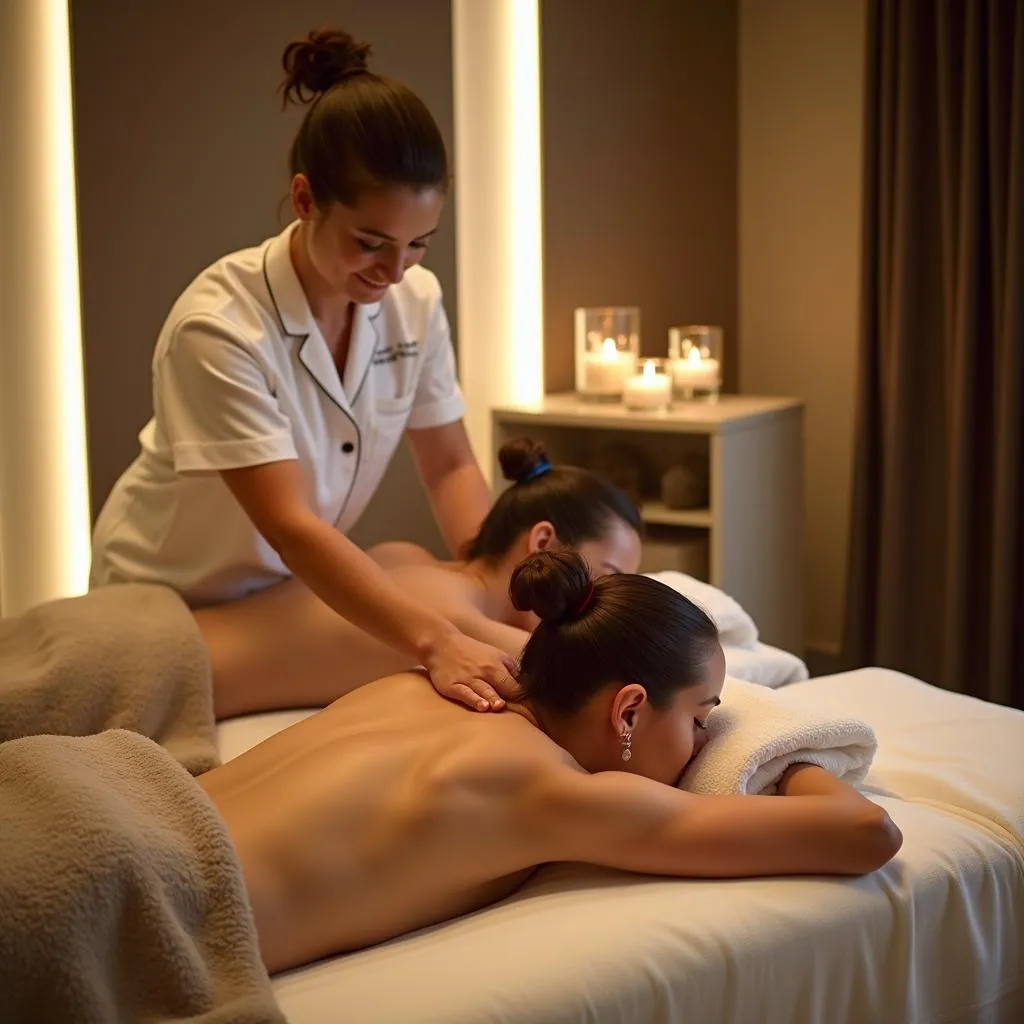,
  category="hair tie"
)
[575,584,596,617]
[518,459,552,484]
